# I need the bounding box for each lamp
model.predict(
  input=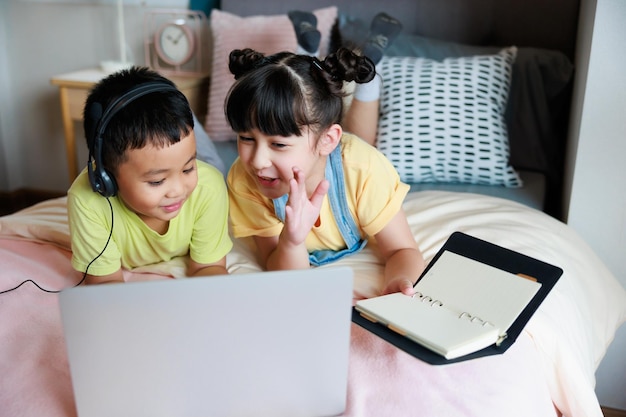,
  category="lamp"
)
[101,0,133,72]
